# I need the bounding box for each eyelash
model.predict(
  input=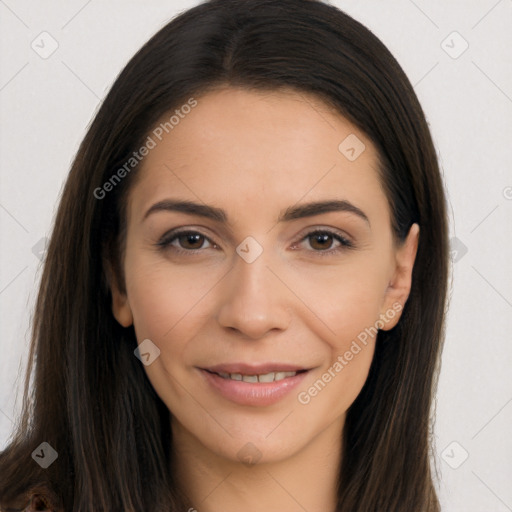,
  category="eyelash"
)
[156,228,354,257]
